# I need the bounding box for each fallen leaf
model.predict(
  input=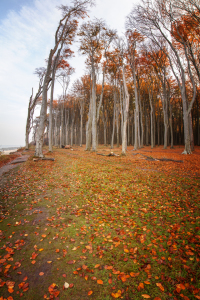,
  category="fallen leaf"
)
[97,279,103,284]
[88,291,93,296]
[124,248,129,253]
[156,283,164,292]
[64,282,69,289]
[111,290,122,298]
[39,272,44,276]
[142,294,151,298]
[67,260,76,264]
[137,282,144,291]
